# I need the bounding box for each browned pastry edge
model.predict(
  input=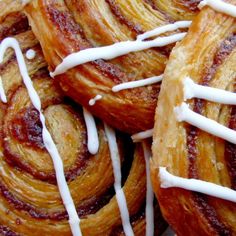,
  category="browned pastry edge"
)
[24,0,187,134]
[151,3,236,236]
[0,3,168,235]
